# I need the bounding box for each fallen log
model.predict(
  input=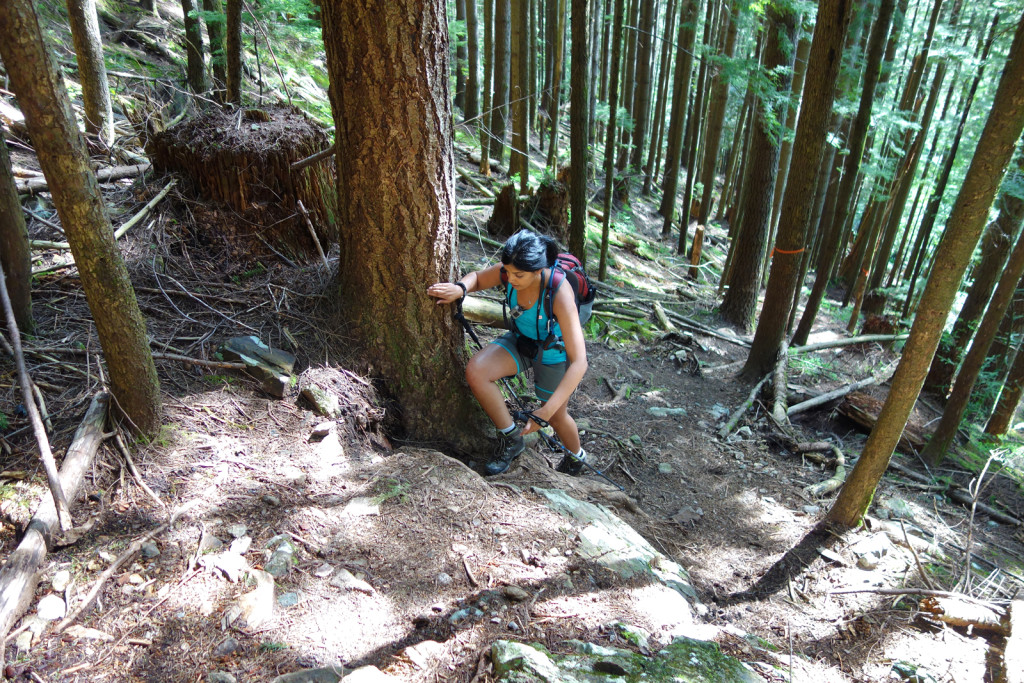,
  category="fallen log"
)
[719,373,771,440]
[837,390,931,453]
[790,333,909,354]
[803,444,846,498]
[16,163,150,195]
[787,370,894,417]
[919,595,1007,635]
[461,295,507,329]
[0,392,109,638]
